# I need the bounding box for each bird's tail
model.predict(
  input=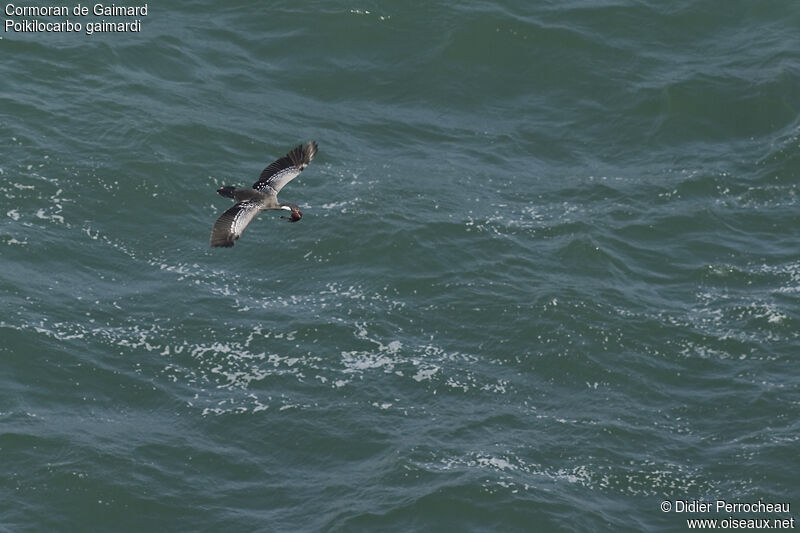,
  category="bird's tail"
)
[217,186,236,198]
